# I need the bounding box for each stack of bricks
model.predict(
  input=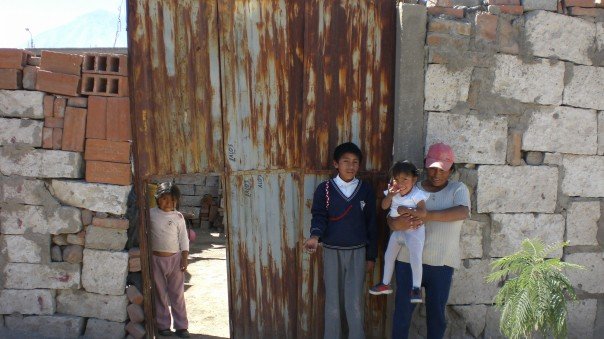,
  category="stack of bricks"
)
[565,0,604,17]
[125,285,146,339]
[0,49,32,90]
